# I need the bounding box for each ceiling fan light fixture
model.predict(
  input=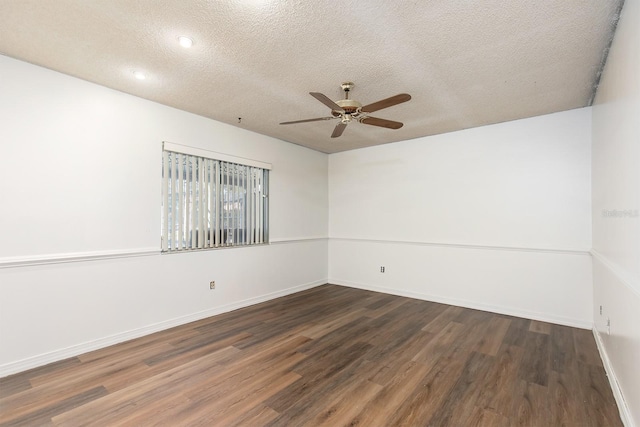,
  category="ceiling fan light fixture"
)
[178,36,193,48]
